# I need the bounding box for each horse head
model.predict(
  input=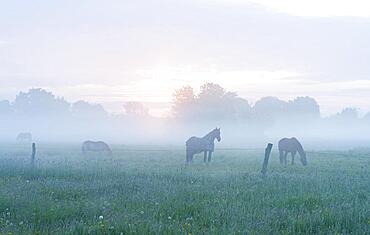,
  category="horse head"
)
[300,151,307,166]
[214,128,221,142]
